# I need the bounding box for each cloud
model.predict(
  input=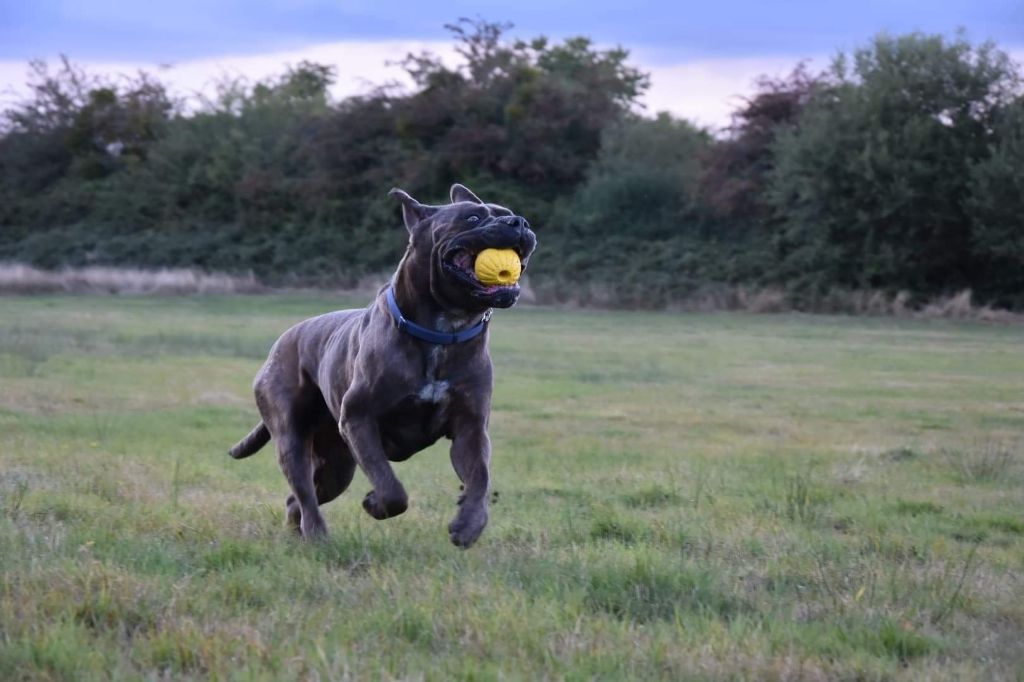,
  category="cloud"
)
[2,41,1021,130]
[0,40,805,128]
[638,47,1024,130]
[639,55,827,130]
[0,40,459,110]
